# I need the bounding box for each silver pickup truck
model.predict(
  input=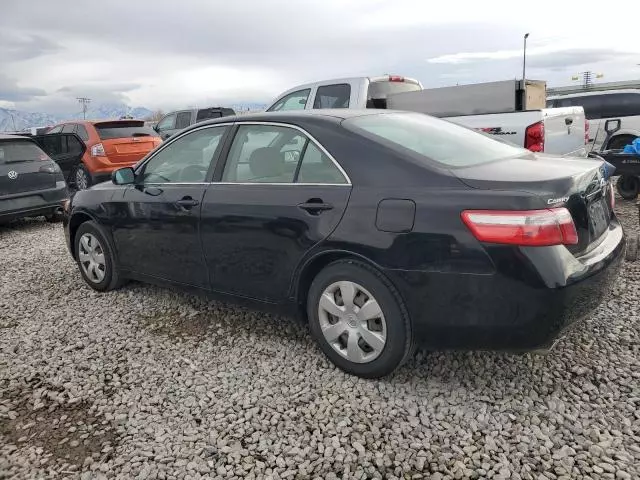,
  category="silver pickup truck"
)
[265,75,588,157]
